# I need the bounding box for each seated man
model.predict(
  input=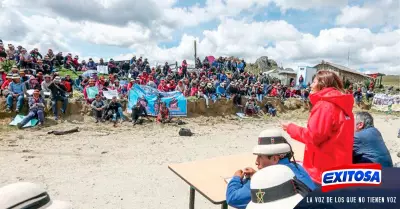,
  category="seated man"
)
[91,94,106,123]
[41,74,52,98]
[156,102,171,123]
[48,76,68,120]
[353,112,393,167]
[103,96,124,127]
[17,89,45,128]
[264,102,276,117]
[6,74,25,113]
[226,129,315,209]
[131,101,148,125]
[244,98,256,116]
